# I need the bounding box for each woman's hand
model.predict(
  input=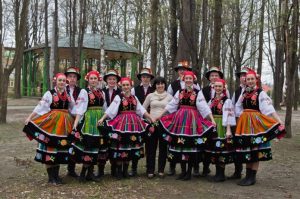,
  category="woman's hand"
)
[97,118,104,126]
[211,119,216,127]
[226,131,232,138]
[24,117,31,125]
